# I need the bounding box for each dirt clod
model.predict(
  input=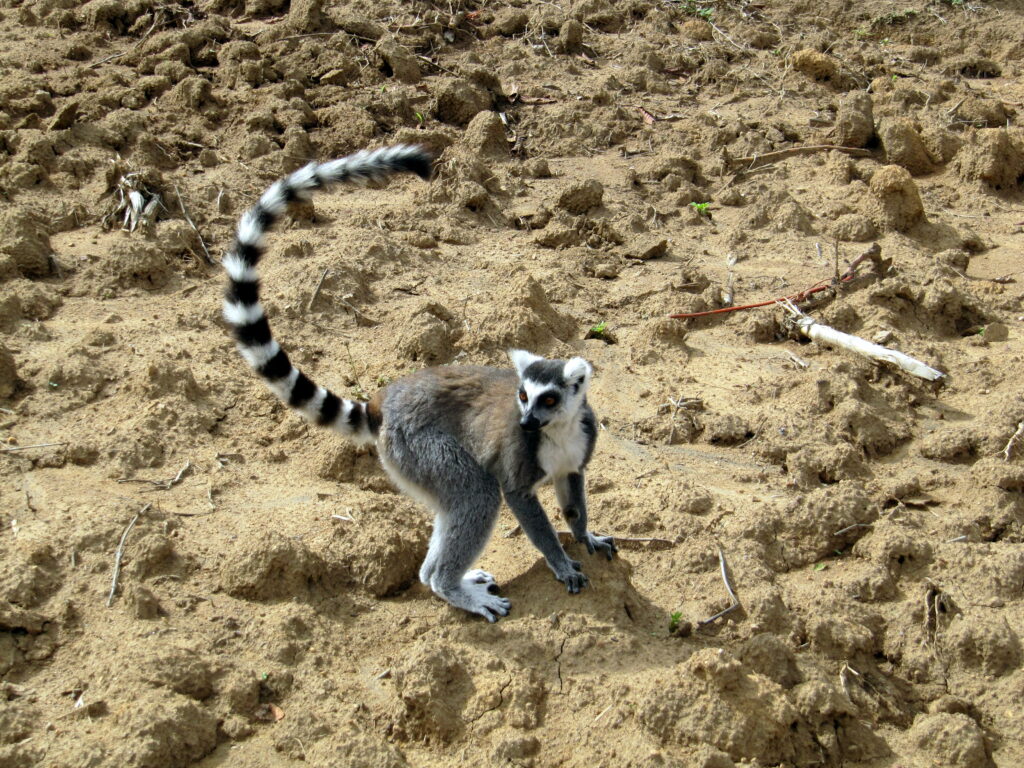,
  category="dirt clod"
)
[557,179,604,214]
[868,165,925,232]
[835,92,875,148]
[909,713,994,768]
[879,118,934,176]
